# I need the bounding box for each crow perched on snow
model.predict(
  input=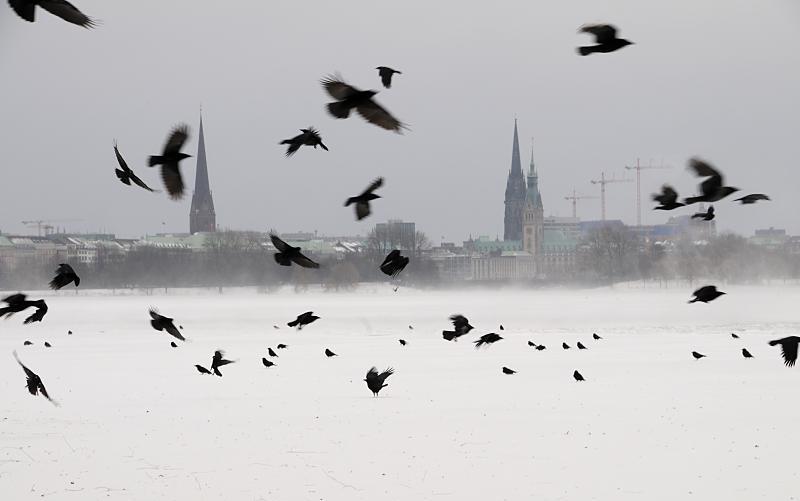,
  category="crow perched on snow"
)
[44,341,51,348]
[573,370,585,381]
[280,127,328,157]
[399,339,407,346]
[652,185,685,211]
[267,347,278,358]
[276,344,288,349]
[170,341,178,348]
[692,351,706,360]
[114,142,156,192]
[731,333,740,339]
[321,75,407,133]
[23,340,33,346]
[684,158,739,205]
[577,24,633,56]
[0,294,48,324]
[577,342,587,350]
[474,333,503,348]
[149,308,185,341]
[742,348,754,359]
[8,0,97,28]
[376,66,402,88]
[270,234,320,269]
[49,263,80,290]
[536,345,546,351]
[689,285,726,304]
[364,367,394,396]
[502,367,516,375]
[592,333,602,340]
[443,314,474,341]
[262,358,276,367]
[324,348,337,357]
[562,342,571,350]
[148,124,192,200]
[13,351,57,405]
[288,311,320,329]
[408,325,413,330]
[211,350,234,377]
[768,336,800,367]
[527,341,536,347]
[734,194,770,205]
[195,365,212,375]
[380,249,409,279]
[691,205,715,221]
[345,178,384,221]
